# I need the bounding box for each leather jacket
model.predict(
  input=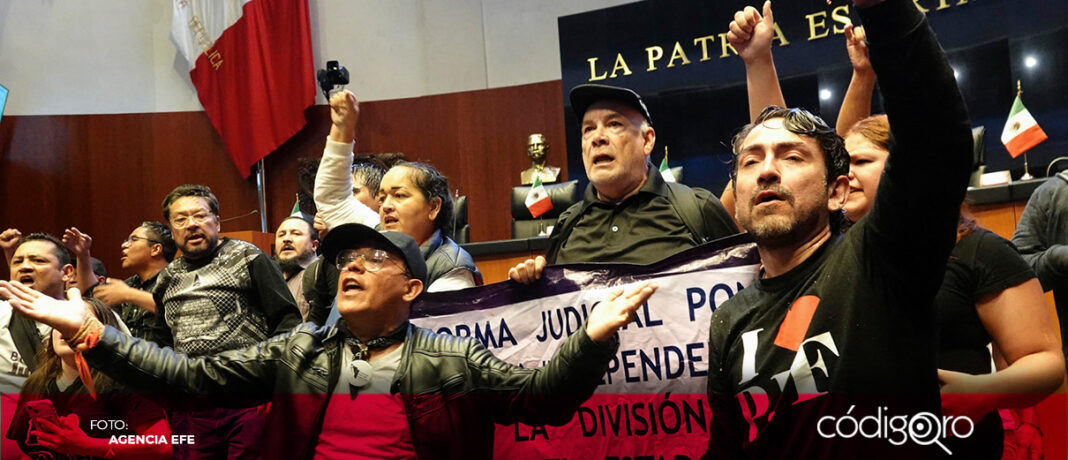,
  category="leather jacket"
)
[421,229,483,286]
[85,320,618,459]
